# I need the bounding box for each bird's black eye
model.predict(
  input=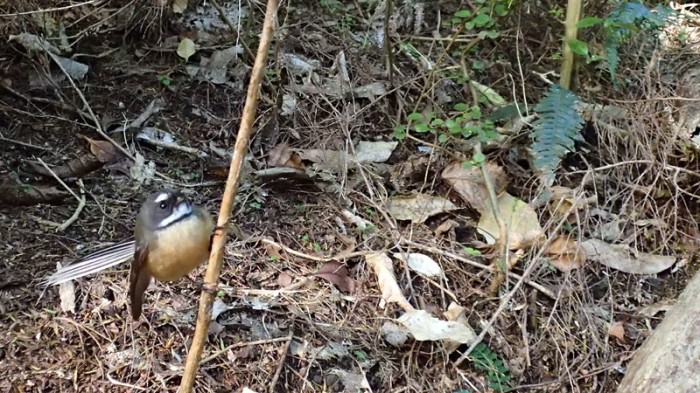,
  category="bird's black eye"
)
[159,201,167,209]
